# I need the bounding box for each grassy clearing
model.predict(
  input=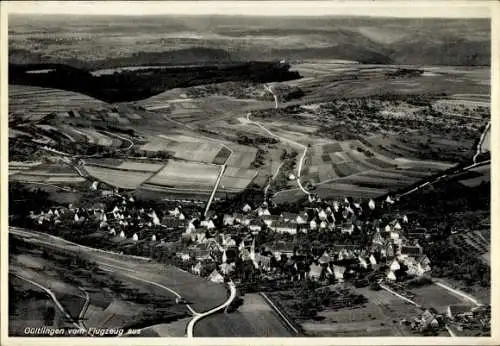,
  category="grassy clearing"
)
[85,165,154,189]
